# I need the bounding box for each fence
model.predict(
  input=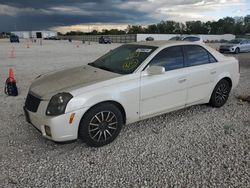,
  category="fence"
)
[59,34,137,43]
[60,33,238,43]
